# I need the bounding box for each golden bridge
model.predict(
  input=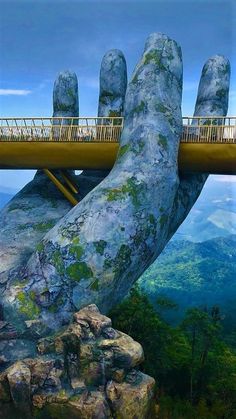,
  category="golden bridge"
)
[0,116,235,205]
